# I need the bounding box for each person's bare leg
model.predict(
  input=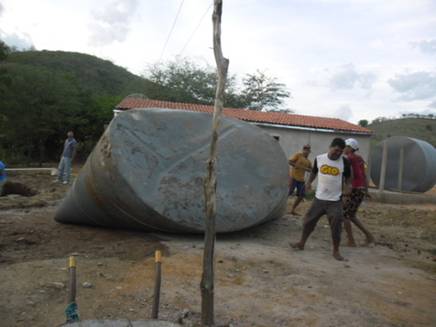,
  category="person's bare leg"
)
[332,244,345,261]
[292,200,323,250]
[344,219,357,247]
[330,220,345,260]
[291,197,303,215]
[327,207,346,261]
[350,216,374,244]
[292,226,312,250]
